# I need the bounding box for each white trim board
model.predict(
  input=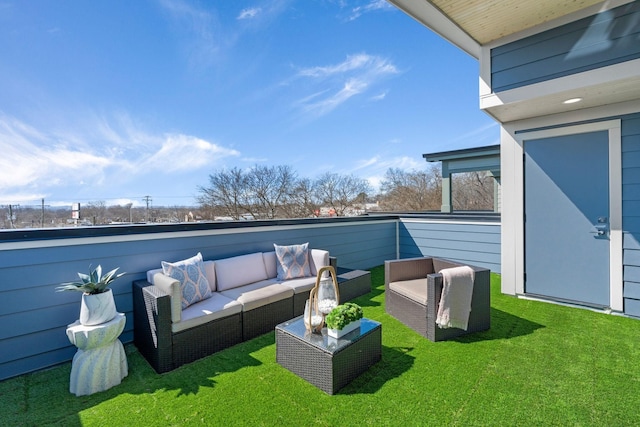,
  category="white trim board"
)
[400,218,500,227]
